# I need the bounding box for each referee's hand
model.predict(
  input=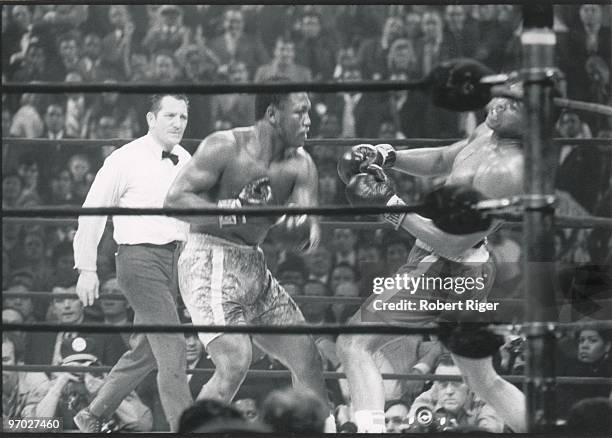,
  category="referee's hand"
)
[76,271,100,307]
